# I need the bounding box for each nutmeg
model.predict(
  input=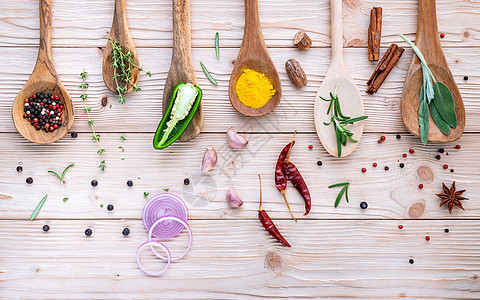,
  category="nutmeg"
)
[293,31,312,50]
[285,59,307,88]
